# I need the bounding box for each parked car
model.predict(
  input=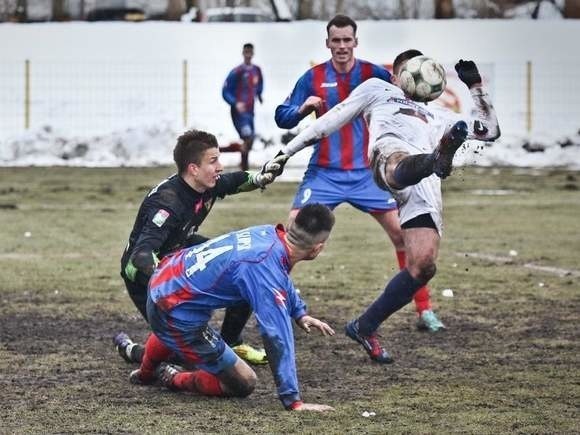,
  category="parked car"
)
[86,7,146,22]
[181,6,275,22]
